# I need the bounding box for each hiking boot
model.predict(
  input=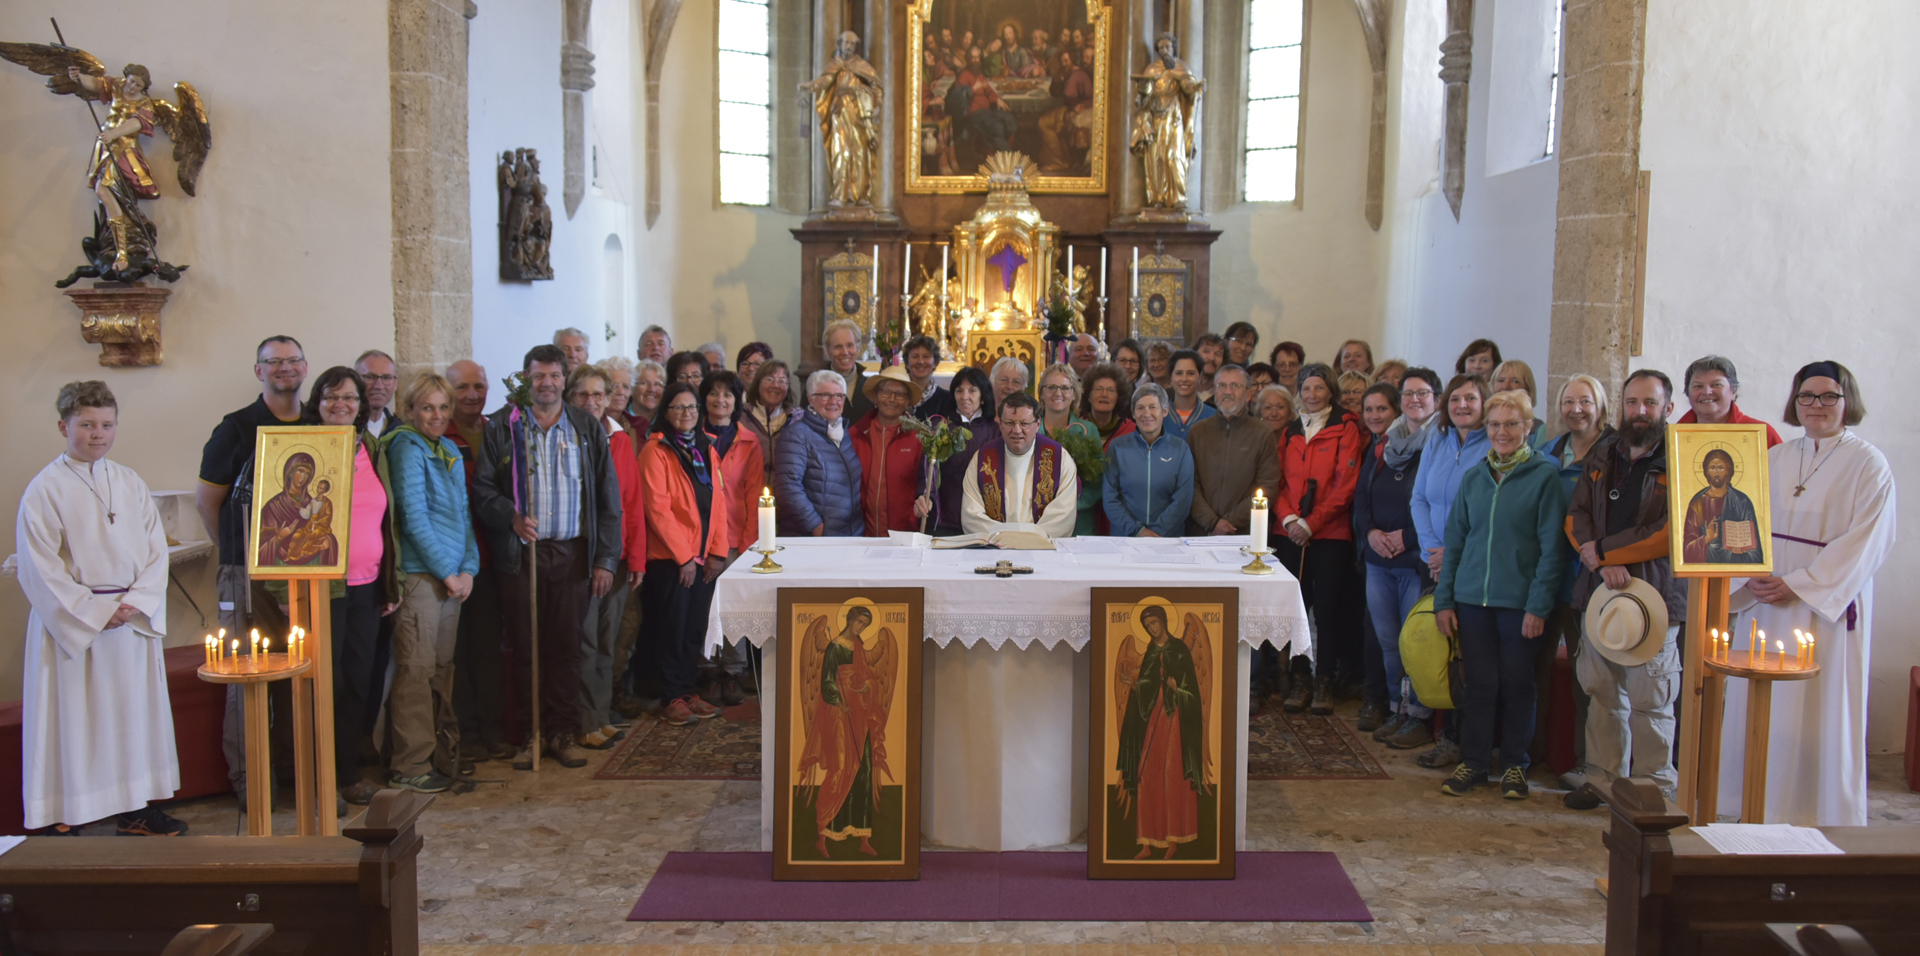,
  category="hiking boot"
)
[1308,677,1335,716]
[686,696,721,719]
[513,742,538,771]
[388,771,453,794]
[1385,719,1435,750]
[719,675,747,706]
[1355,699,1390,733]
[1371,712,1408,742]
[1440,764,1485,796]
[1281,676,1310,713]
[663,698,697,726]
[545,734,589,769]
[340,779,383,805]
[1557,764,1590,791]
[699,680,727,708]
[1415,737,1462,768]
[459,740,492,763]
[116,806,189,836]
[1564,784,1605,811]
[1500,766,1530,800]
